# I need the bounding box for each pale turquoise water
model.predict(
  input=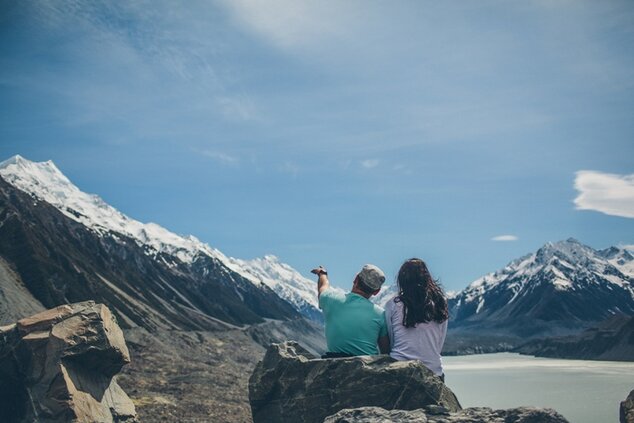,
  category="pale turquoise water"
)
[443,353,634,423]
